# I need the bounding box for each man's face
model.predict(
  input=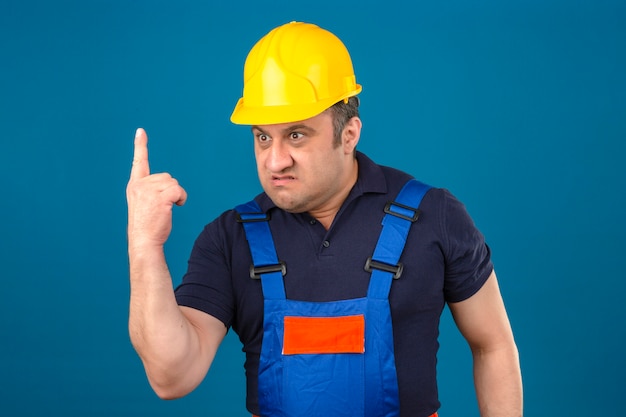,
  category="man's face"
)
[252,111,359,220]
